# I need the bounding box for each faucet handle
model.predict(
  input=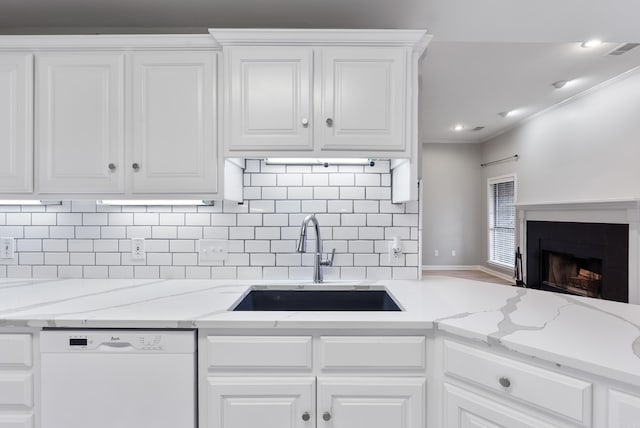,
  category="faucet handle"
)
[321,248,336,267]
